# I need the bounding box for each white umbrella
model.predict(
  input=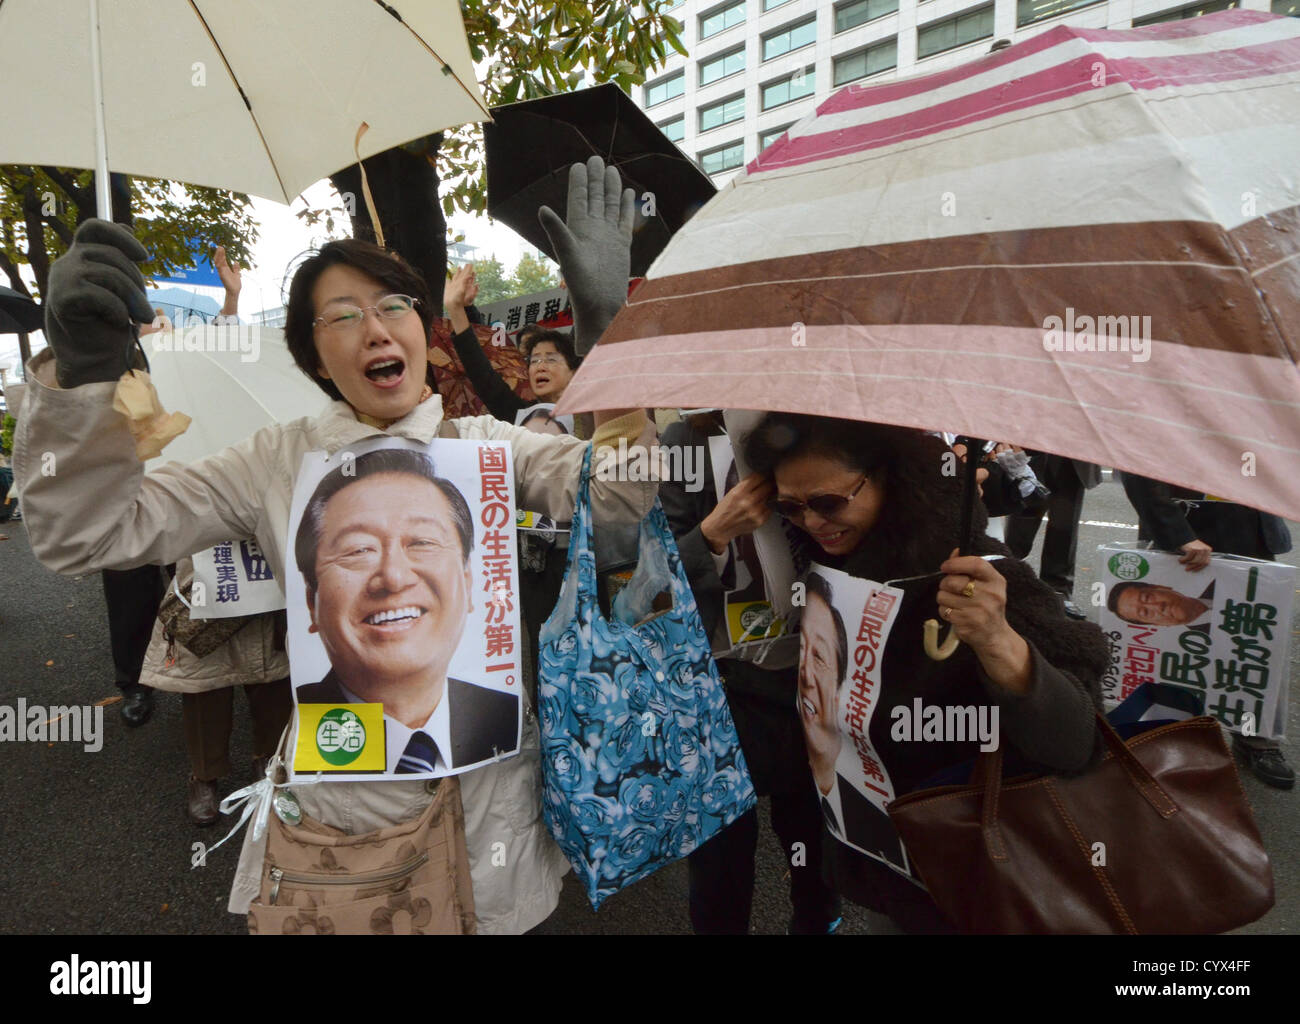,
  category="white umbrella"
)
[0,0,489,214]
[142,325,328,468]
